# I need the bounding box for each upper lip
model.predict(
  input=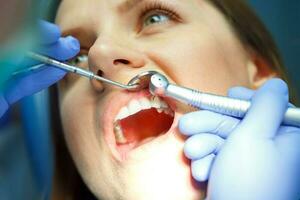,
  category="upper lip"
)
[100,88,177,162]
